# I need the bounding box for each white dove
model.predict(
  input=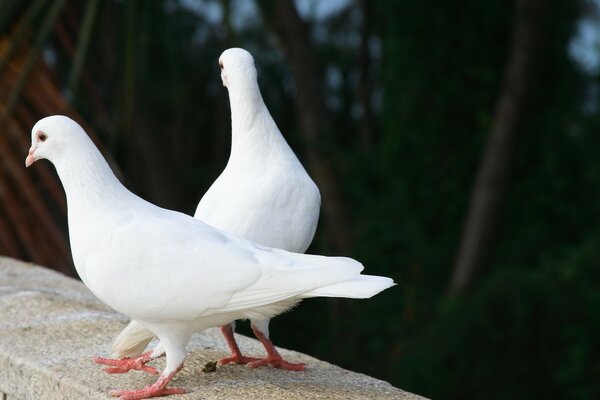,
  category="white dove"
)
[106,48,321,371]
[25,115,395,399]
